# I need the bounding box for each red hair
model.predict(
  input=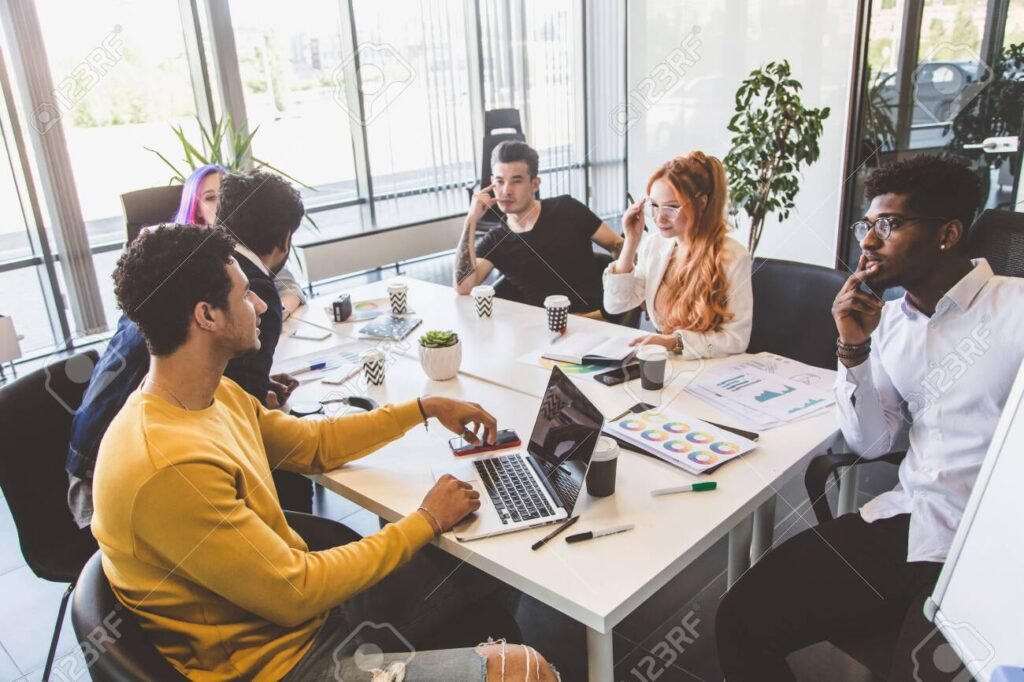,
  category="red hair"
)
[647,152,734,333]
